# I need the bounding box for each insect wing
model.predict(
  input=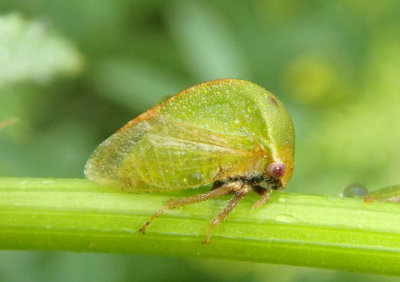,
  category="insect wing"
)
[84,121,151,187]
[85,118,259,190]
